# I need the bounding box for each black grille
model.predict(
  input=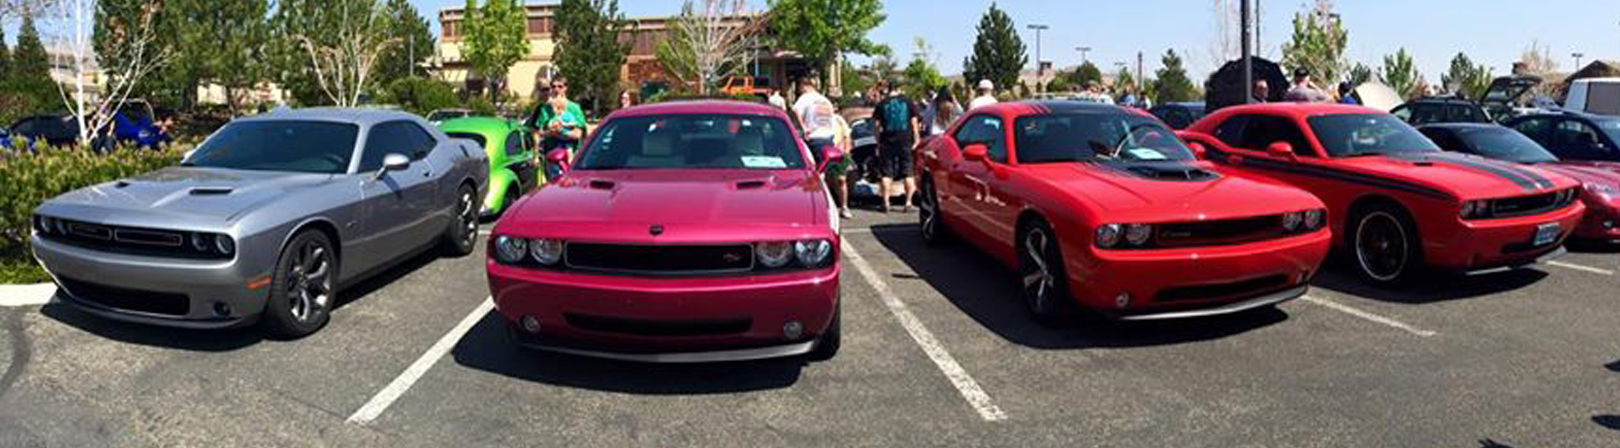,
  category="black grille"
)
[58,277,190,316]
[565,243,754,274]
[564,313,751,337]
[1154,275,1290,303]
[1155,216,1287,248]
[40,219,225,260]
[1490,191,1569,218]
